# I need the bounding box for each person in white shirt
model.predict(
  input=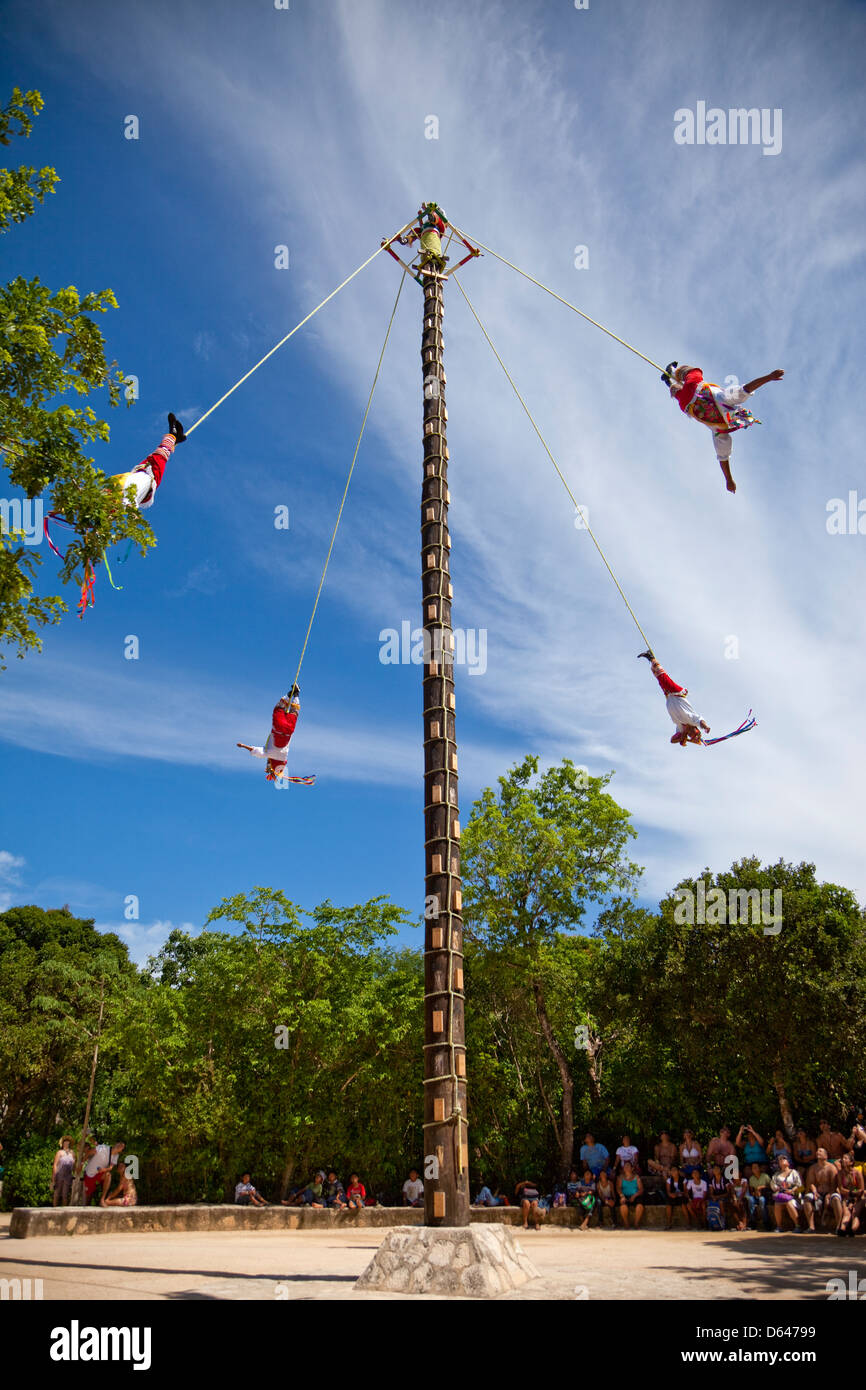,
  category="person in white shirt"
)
[402,1169,424,1207]
[613,1134,640,1174]
[685,1172,708,1228]
[83,1139,124,1204]
[770,1155,802,1231]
